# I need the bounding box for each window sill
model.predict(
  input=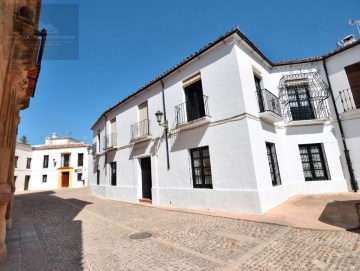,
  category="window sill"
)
[104,145,118,152]
[259,111,282,124]
[286,118,330,127]
[176,116,211,131]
